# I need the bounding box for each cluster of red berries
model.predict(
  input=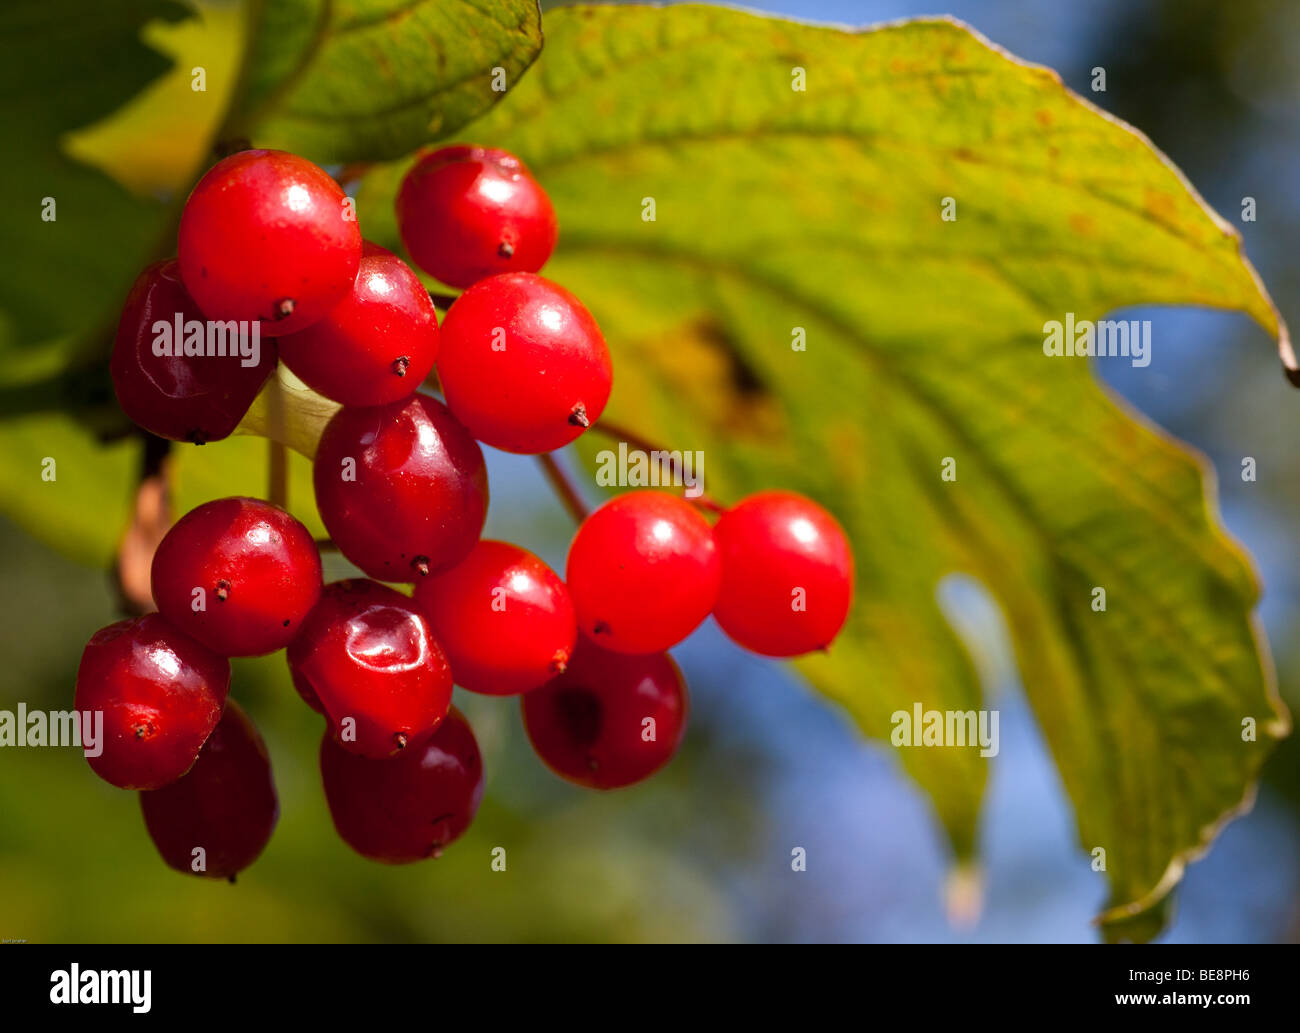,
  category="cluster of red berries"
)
[78,145,854,879]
